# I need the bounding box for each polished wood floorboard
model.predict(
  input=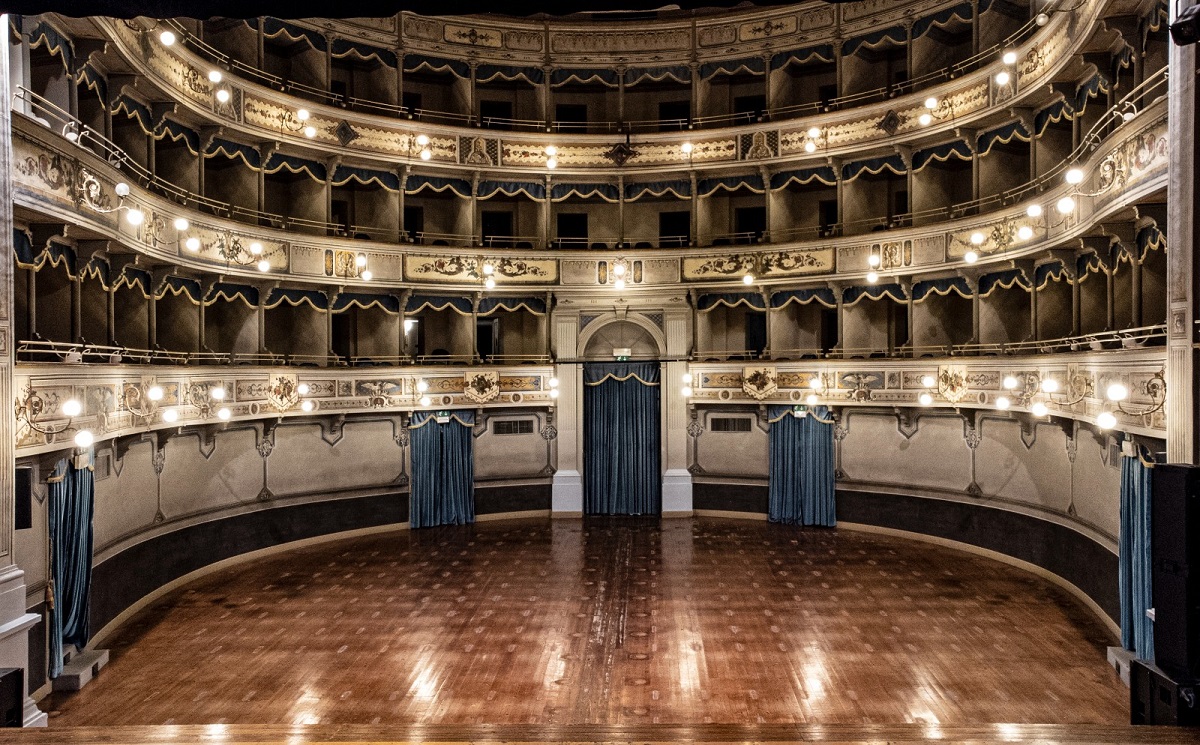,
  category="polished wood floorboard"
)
[44,518,1131,728]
